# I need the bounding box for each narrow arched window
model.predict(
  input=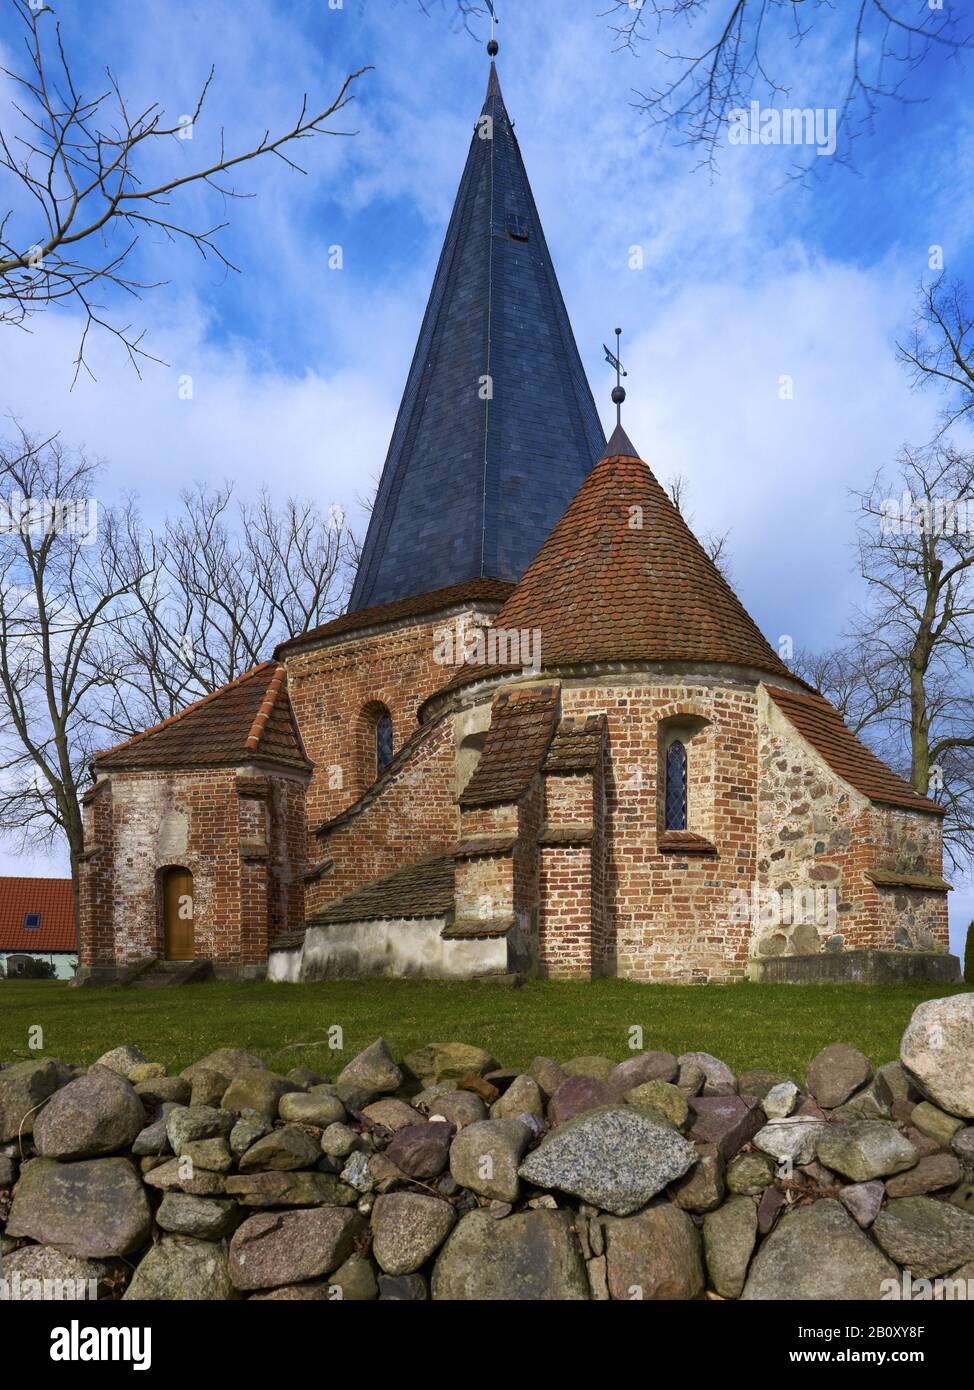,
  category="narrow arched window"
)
[376,711,393,777]
[665,739,687,831]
